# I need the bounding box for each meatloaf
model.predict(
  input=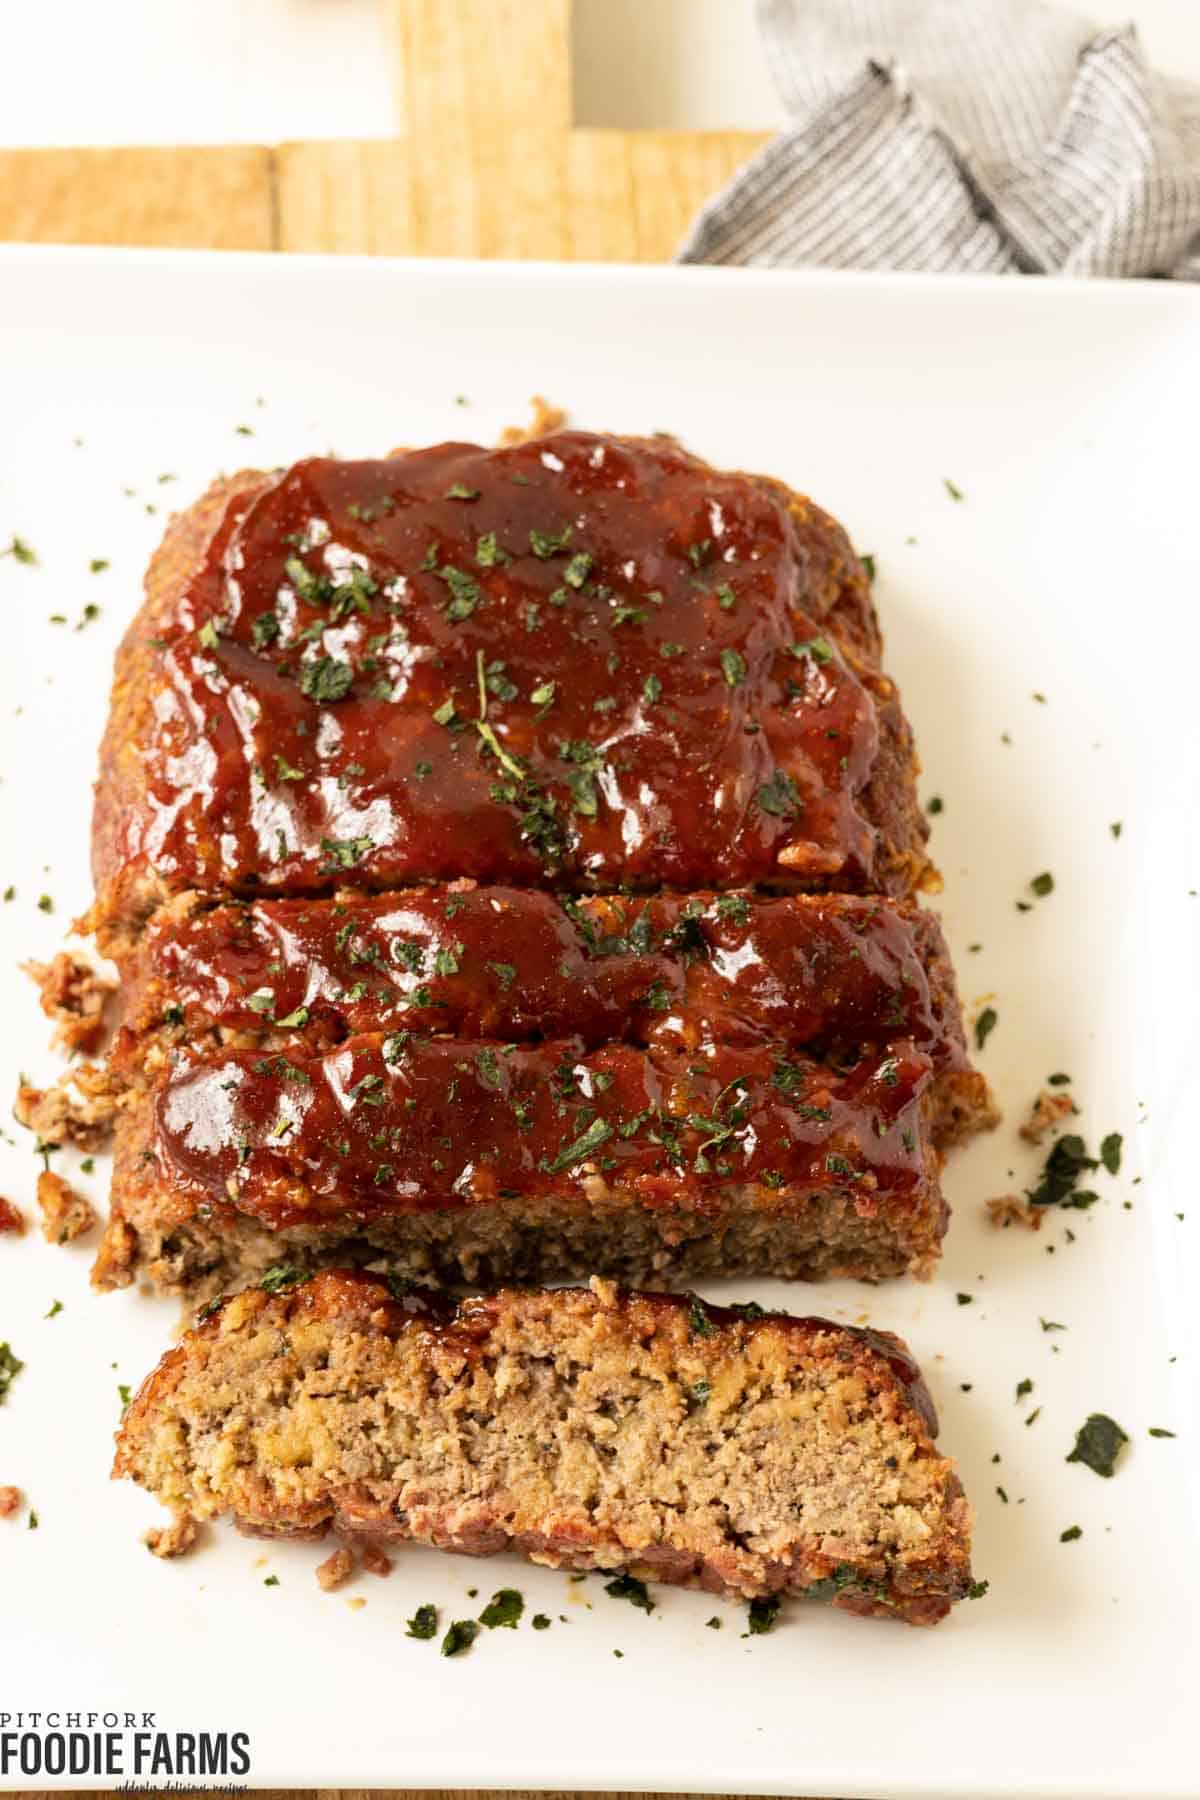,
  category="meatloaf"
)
[113,1271,975,1625]
[95,1035,949,1299]
[88,431,930,950]
[109,885,992,1139]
